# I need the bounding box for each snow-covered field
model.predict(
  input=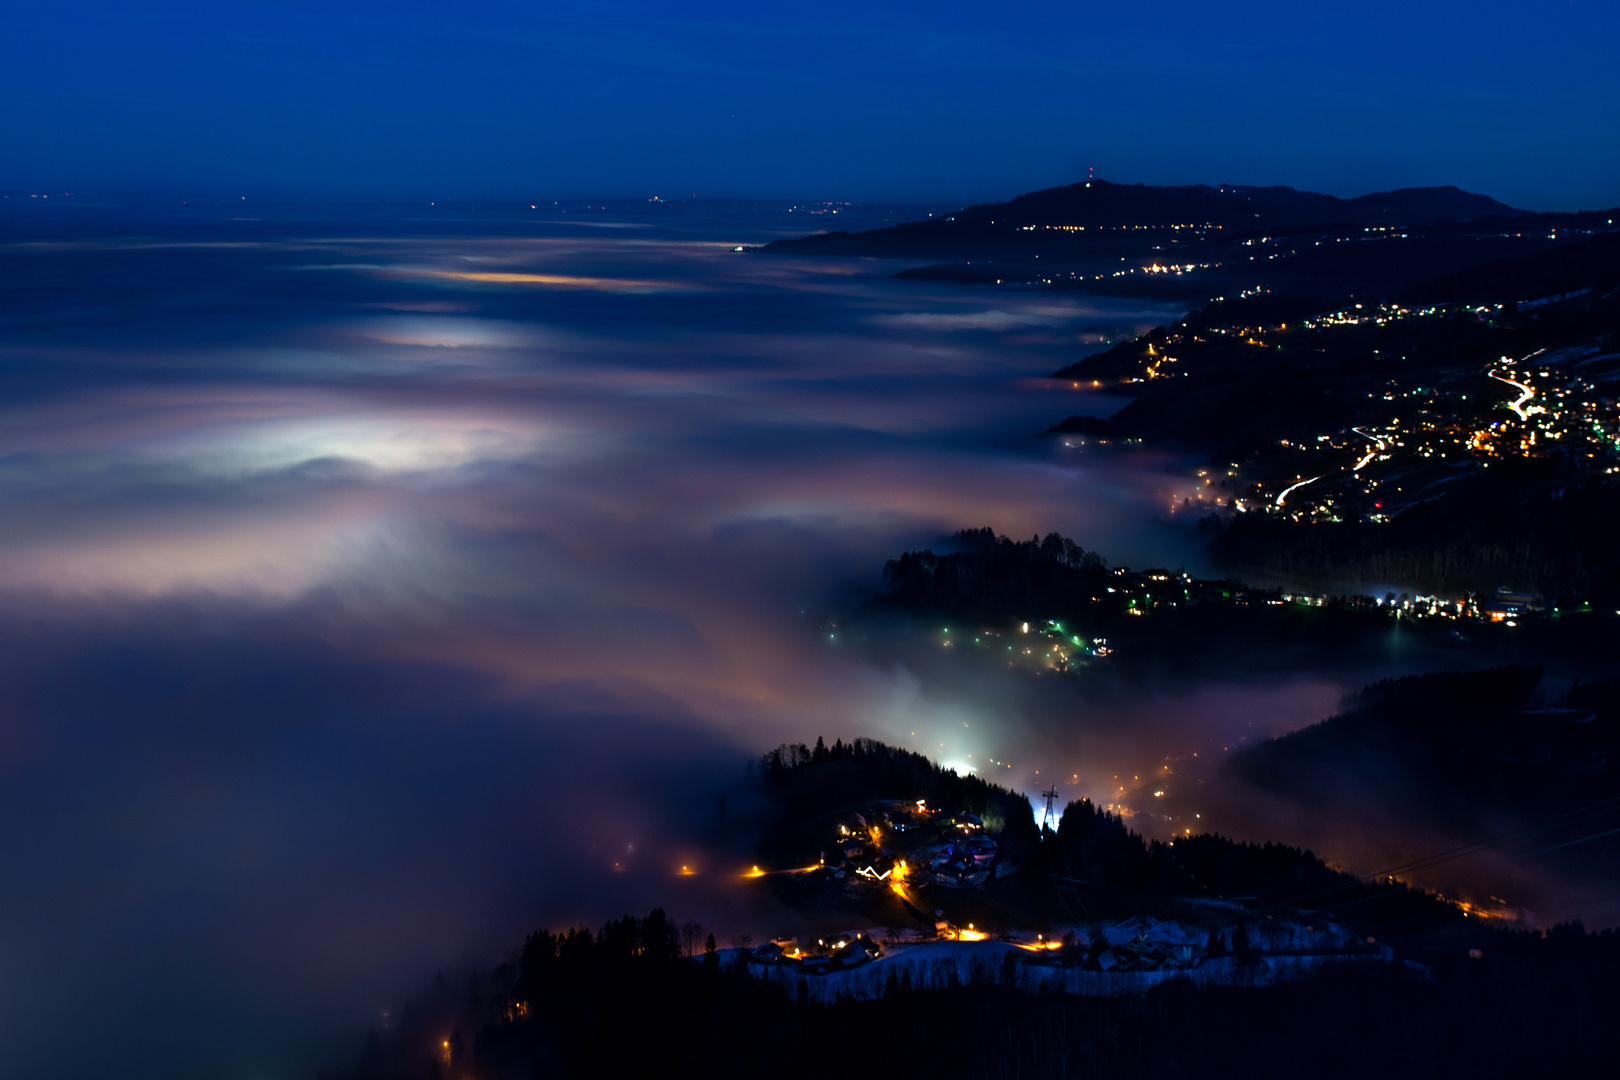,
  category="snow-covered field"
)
[738,914,1425,1001]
